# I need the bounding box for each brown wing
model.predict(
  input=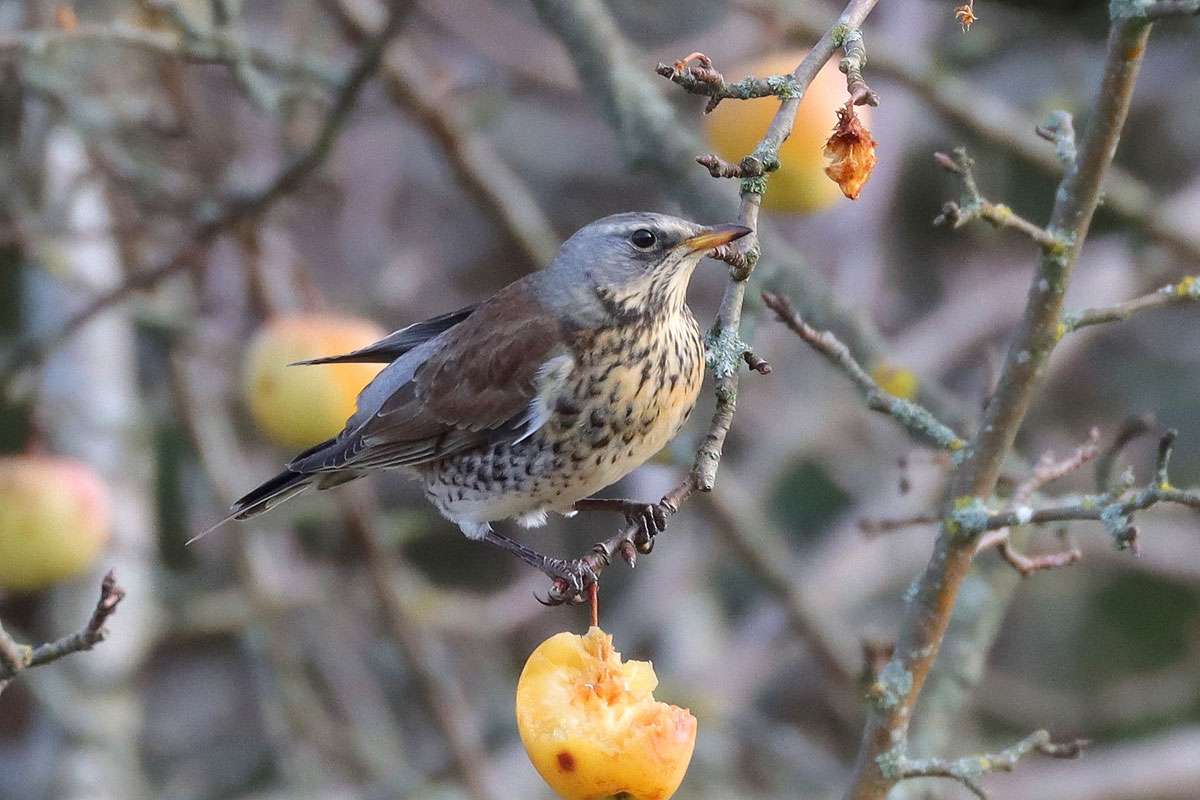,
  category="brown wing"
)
[288,280,567,473]
[290,305,476,365]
